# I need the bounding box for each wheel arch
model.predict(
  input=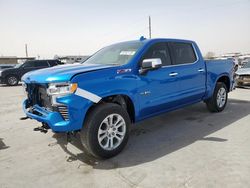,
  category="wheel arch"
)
[216,74,231,92]
[6,74,20,80]
[204,73,231,101]
[84,94,136,124]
